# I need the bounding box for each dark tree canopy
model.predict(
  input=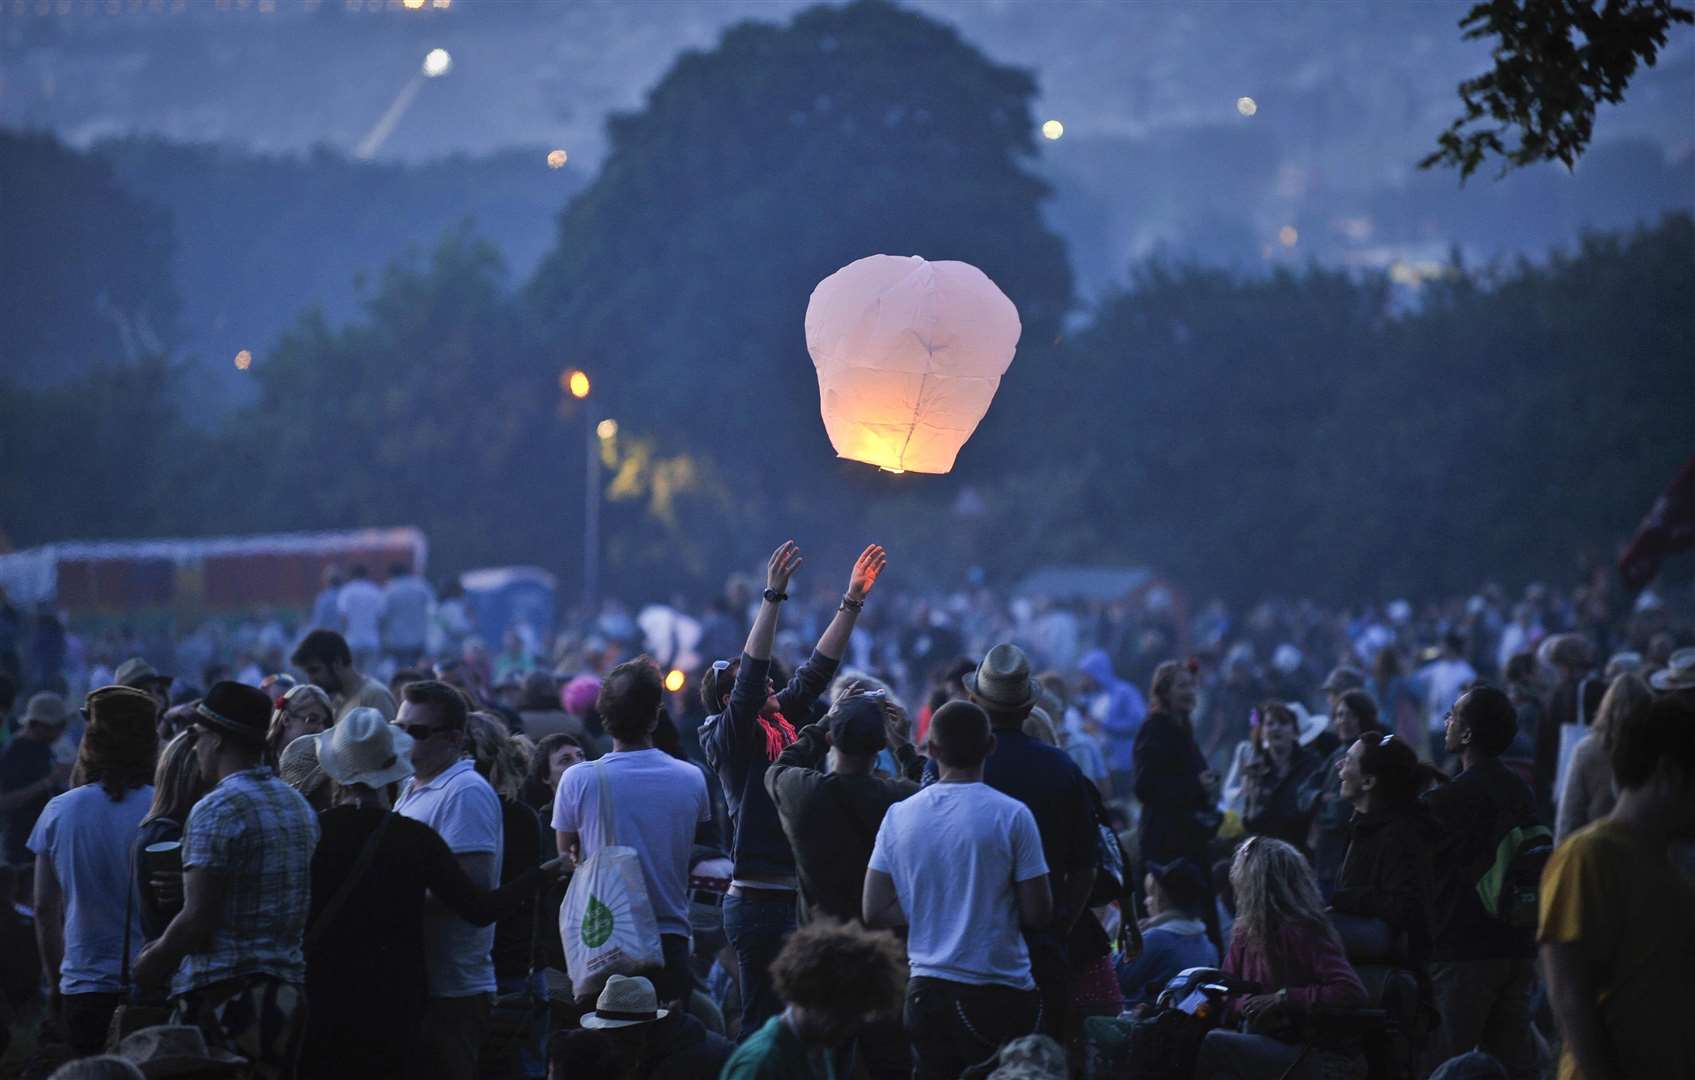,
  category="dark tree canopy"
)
[0,131,179,381]
[1424,0,1693,179]
[526,0,1073,486]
